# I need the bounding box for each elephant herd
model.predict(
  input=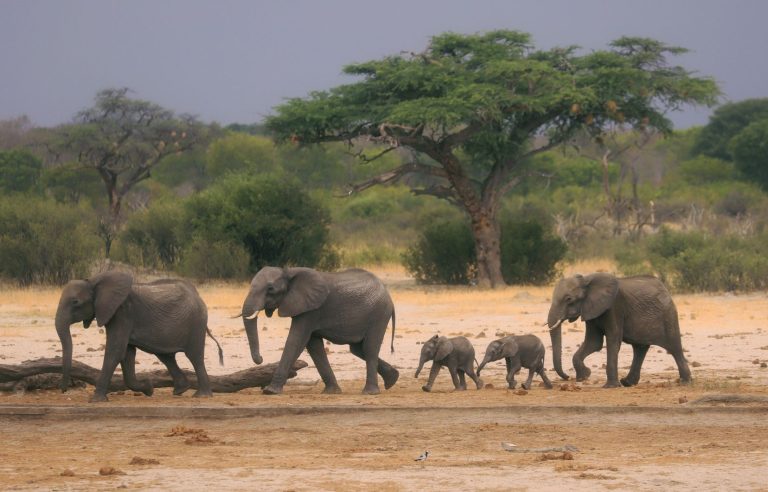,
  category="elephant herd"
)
[54,267,692,402]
